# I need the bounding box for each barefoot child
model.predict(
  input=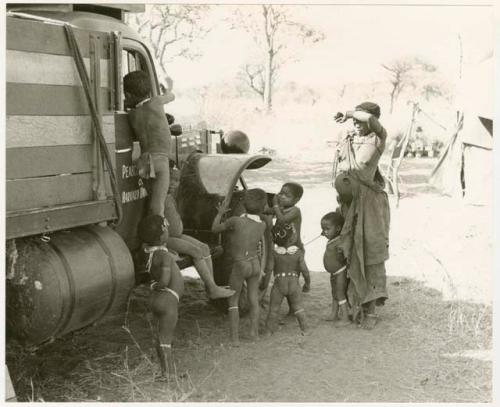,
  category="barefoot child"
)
[124,70,175,217]
[211,189,268,345]
[321,211,350,326]
[262,182,310,321]
[270,182,310,292]
[138,215,184,377]
[164,166,234,300]
[265,221,310,335]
